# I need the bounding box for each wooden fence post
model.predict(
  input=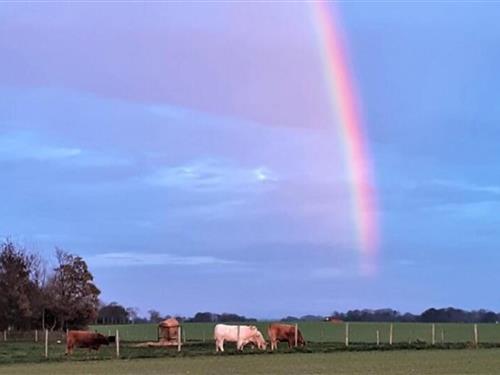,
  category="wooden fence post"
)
[389,324,393,345]
[44,329,48,358]
[183,327,186,344]
[376,330,380,346]
[177,326,182,352]
[35,329,38,343]
[345,323,349,347]
[115,330,120,358]
[431,324,435,345]
[295,324,298,347]
[474,324,478,347]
